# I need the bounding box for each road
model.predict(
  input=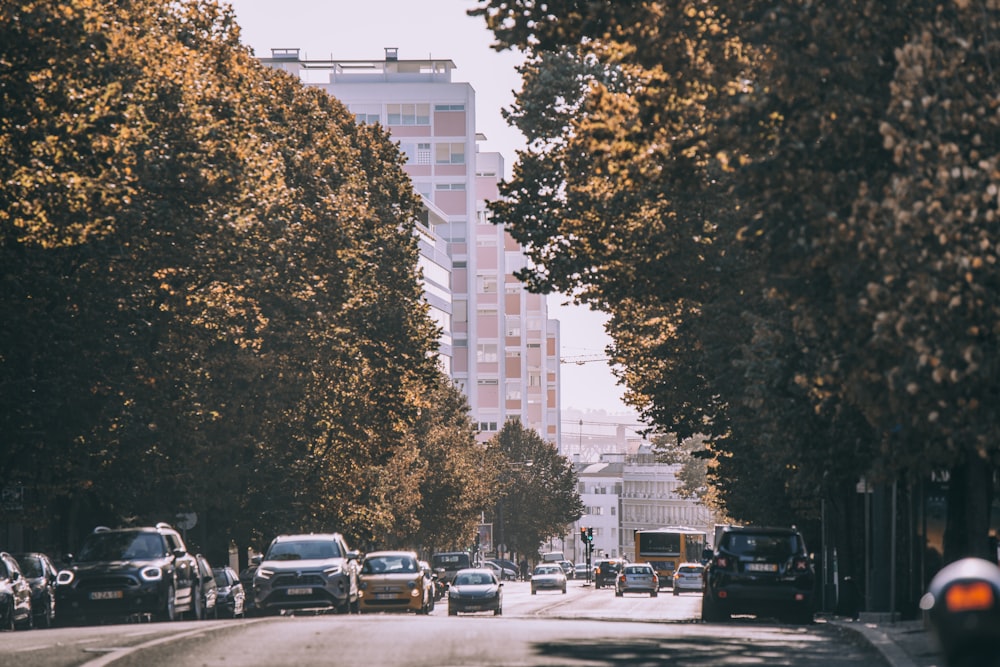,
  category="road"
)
[2,581,887,666]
